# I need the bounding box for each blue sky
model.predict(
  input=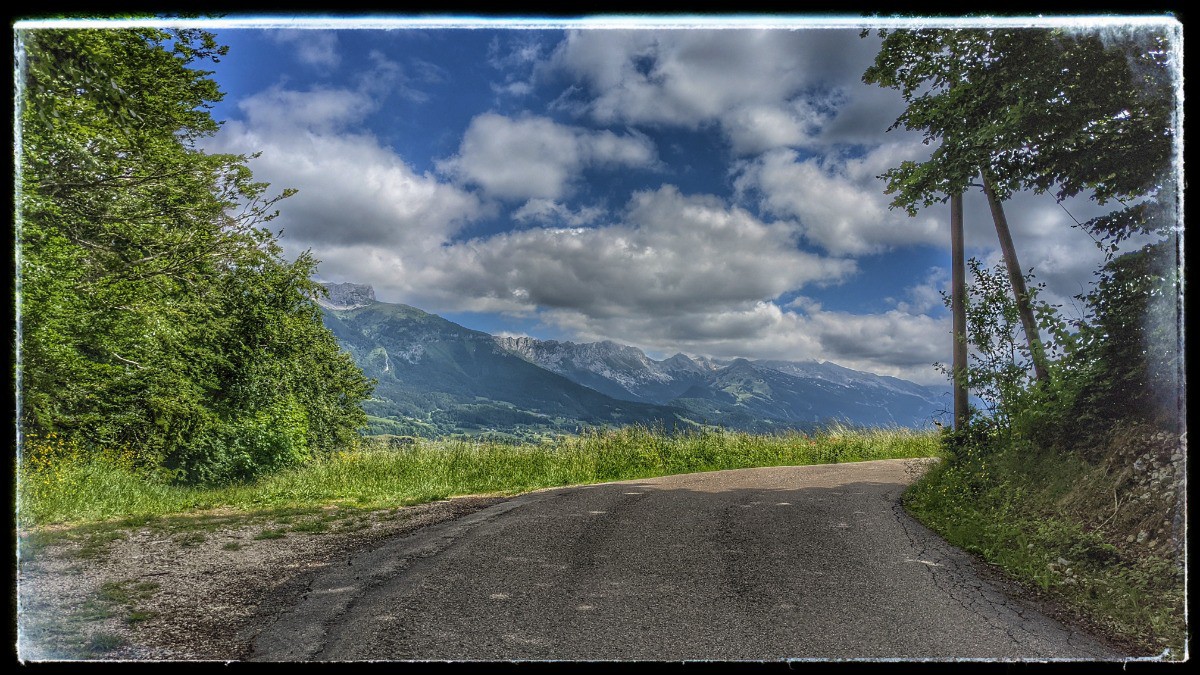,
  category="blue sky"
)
[177,18,1167,384]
